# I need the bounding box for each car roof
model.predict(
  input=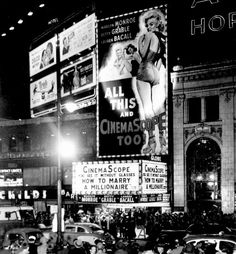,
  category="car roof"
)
[6,228,41,234]
[184,234,236,242]
[66,223,101,228]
